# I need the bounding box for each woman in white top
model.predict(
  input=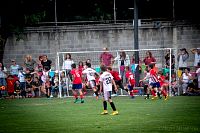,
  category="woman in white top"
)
[62,53,74,81]
[114,50,130,83]
[180,68,192,94]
